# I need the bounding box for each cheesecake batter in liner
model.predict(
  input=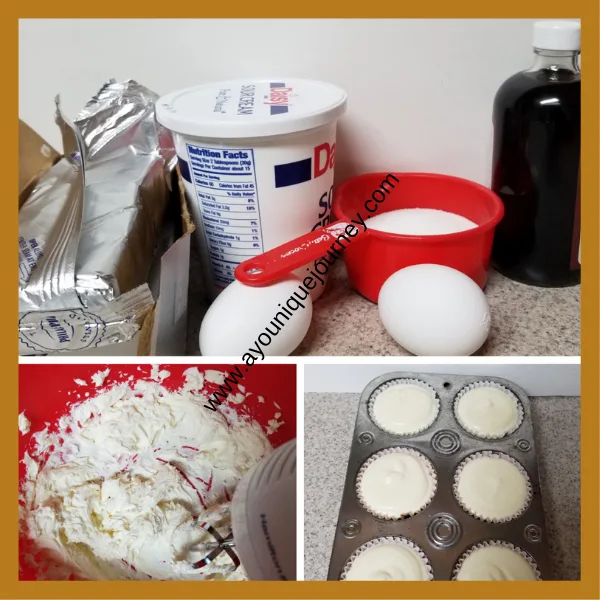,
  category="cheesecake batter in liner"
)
[356,447,438,519]
[453,451,533,523]
[368,378,440,436]
[453,380,524,439]
[341,536,434,581]
[452,540,542,581]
